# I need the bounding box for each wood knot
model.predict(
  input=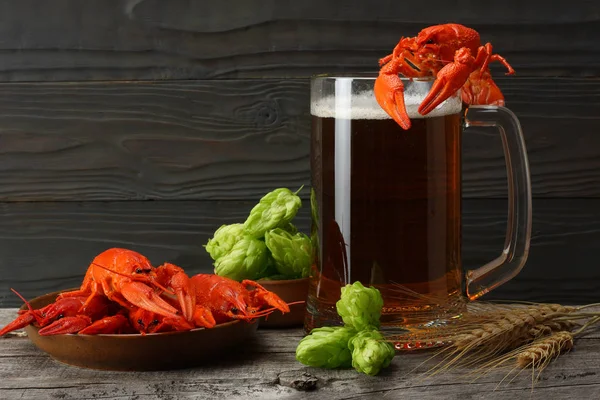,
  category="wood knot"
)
[255,102,279,126]
[276,371,319,391]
